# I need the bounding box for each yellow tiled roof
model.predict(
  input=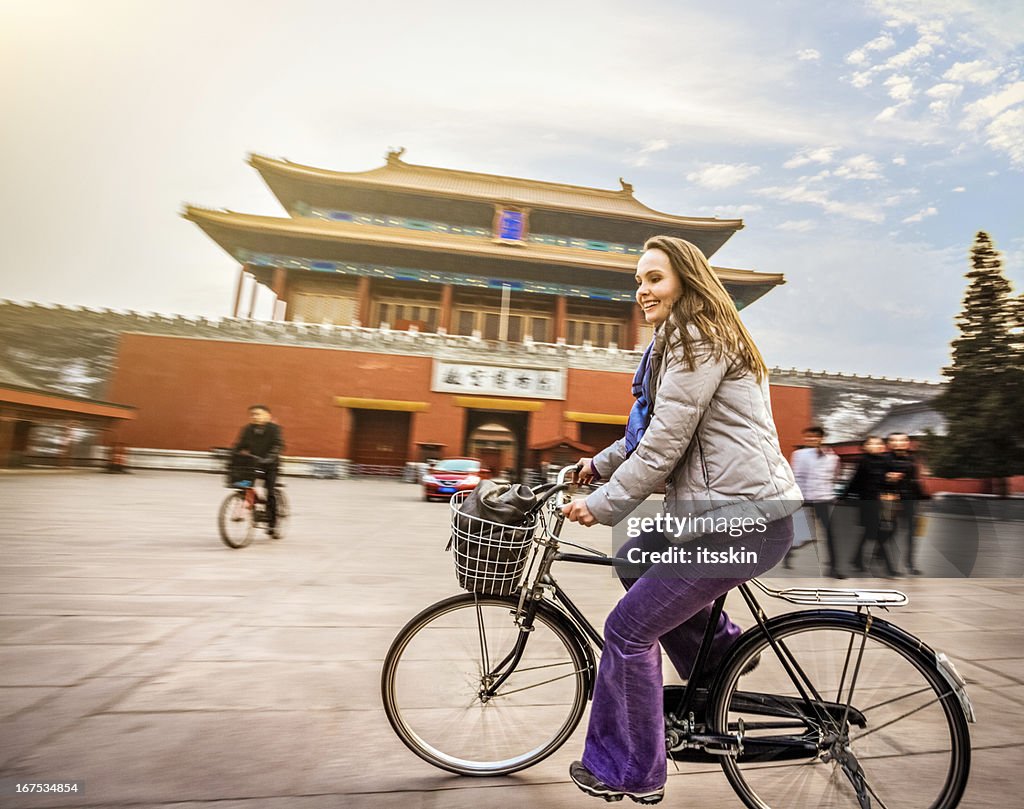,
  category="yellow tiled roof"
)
[249,151,743,231]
